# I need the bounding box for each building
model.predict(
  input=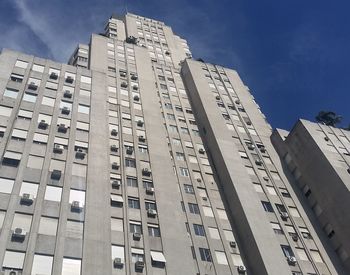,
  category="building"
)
[0,12,347,275]
[272,119,350,272]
